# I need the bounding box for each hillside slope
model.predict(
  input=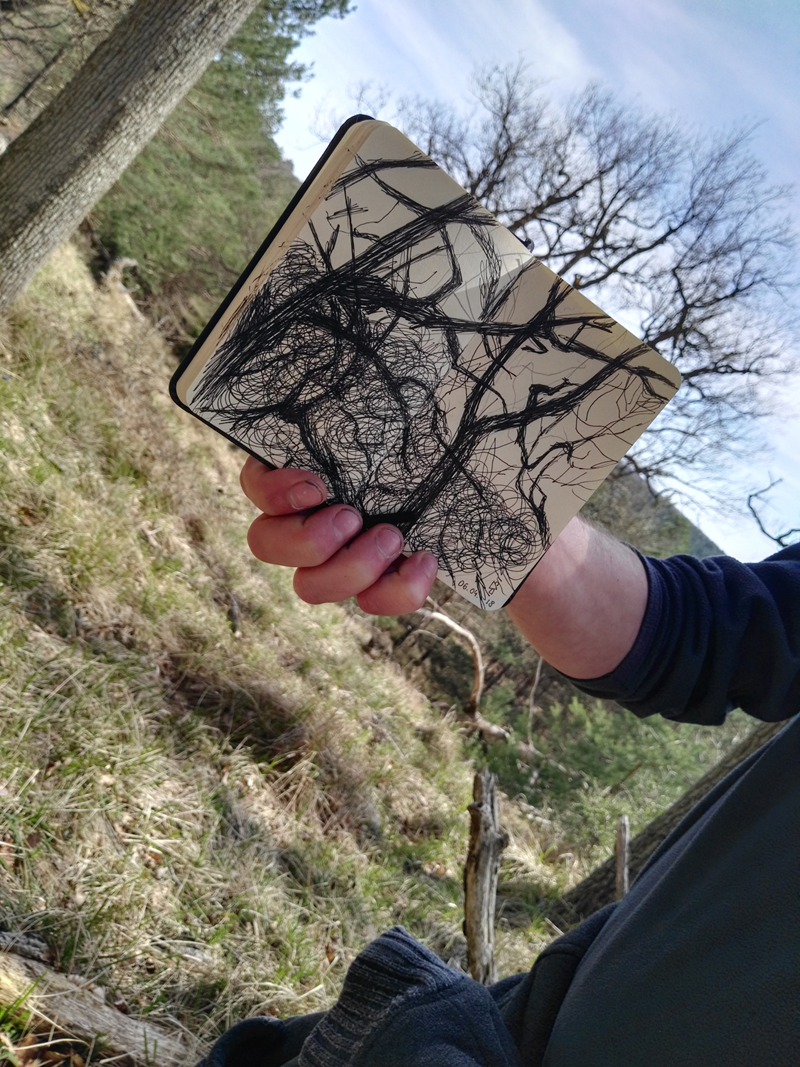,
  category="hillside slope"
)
[0,244,568,1054]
